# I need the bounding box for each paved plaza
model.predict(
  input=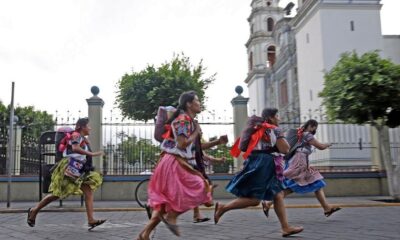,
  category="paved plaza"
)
[1,197,399,240]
